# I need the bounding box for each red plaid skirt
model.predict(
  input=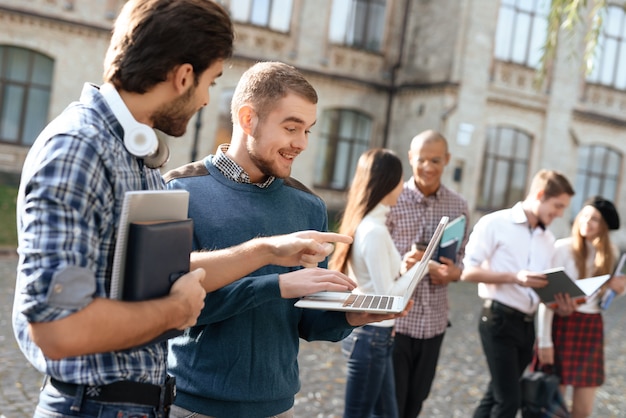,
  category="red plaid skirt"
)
[552,311,604,387]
